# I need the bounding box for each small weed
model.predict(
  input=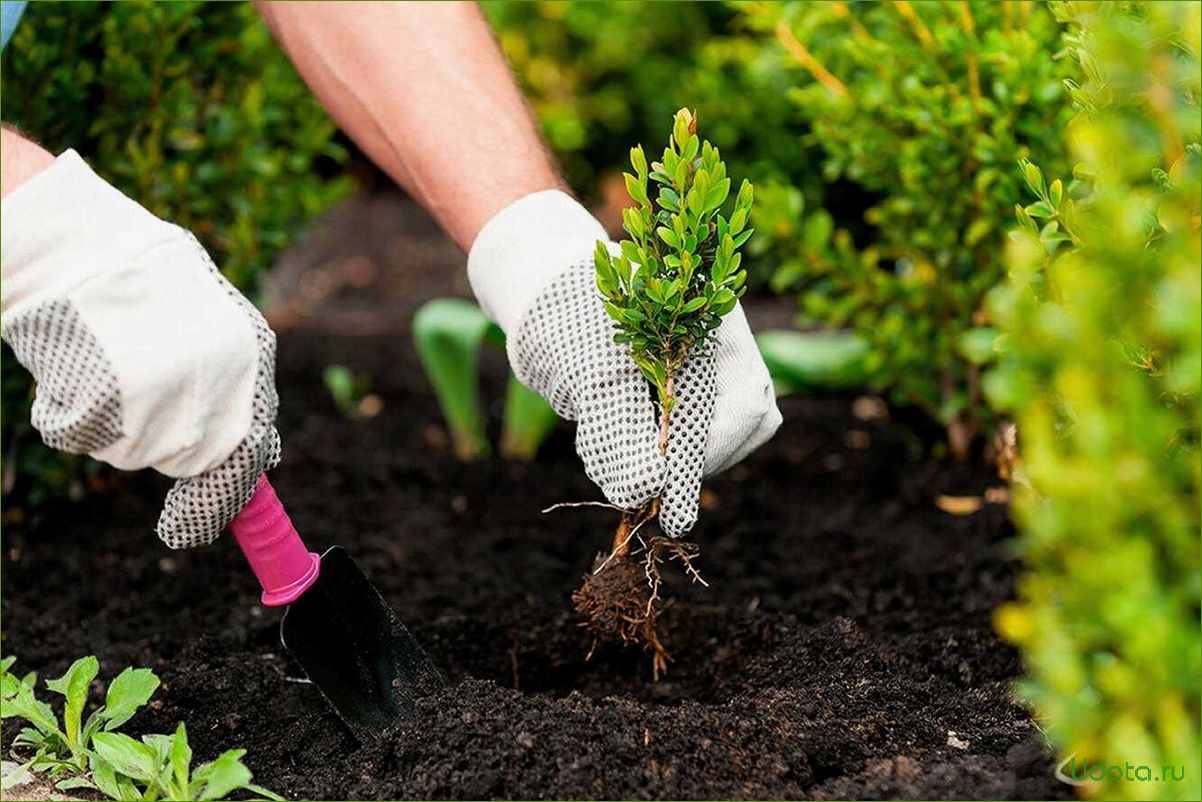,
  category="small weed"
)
[413,298,558,461]
[323,364,381,420]
[1,655,280,801]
